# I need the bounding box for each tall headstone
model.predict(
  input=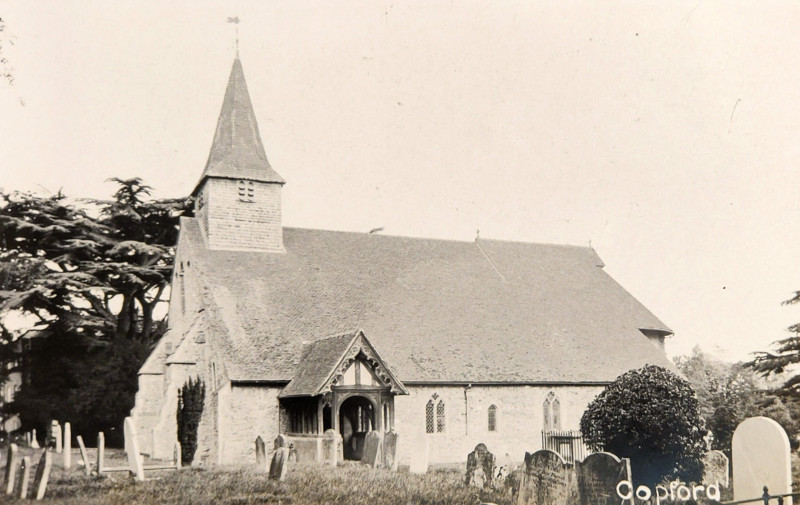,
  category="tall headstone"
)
[77,436,91,475]
[255,436,266,469]
[97,432,105,473]
[409,433,429,474]
[268,447,290,481]
[63,422,72,469]
[322,429,341,467]
[466,443,496,489]
[383,431,399,471]
[575,452,631,505]
[516,450,569,505]
[703,449,729,488]
[18,456,31,499]
[51,421,62,454]
[4,443,18,495]
[33,450,53,500]
[174,441,182,469]
[123,417,145,482]
[361,431,382,468]
[732,417,792,505]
